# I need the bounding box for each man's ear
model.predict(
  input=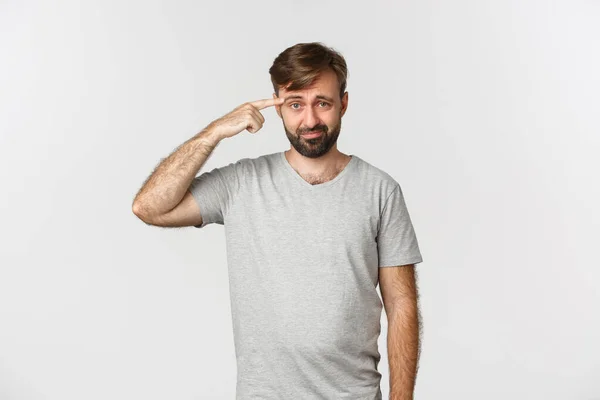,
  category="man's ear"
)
[273,93,282,118]
[340,91,349,117]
